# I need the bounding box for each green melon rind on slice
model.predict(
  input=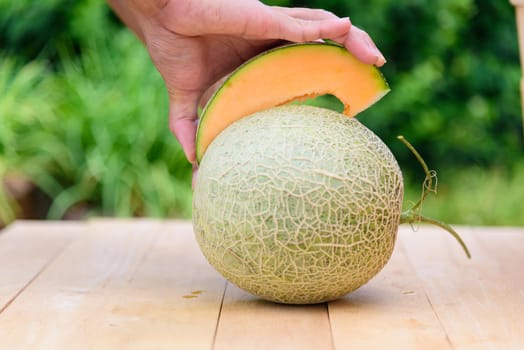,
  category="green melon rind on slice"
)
[195,42,390,162]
